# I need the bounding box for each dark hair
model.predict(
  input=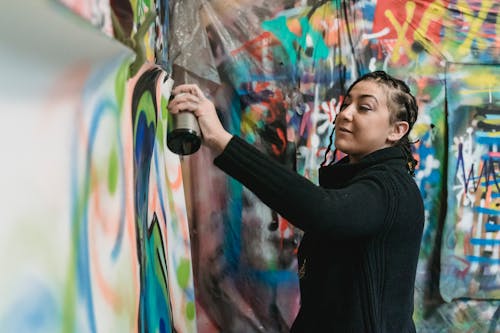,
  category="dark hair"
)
[322,70,419,175]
